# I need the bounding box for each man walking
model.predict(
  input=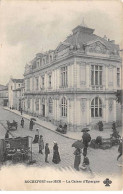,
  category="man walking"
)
[117,139,122,161]
[82,129,91,156]
[38,135,44,154]
[45,143,50,163]
[21,118,24,128]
